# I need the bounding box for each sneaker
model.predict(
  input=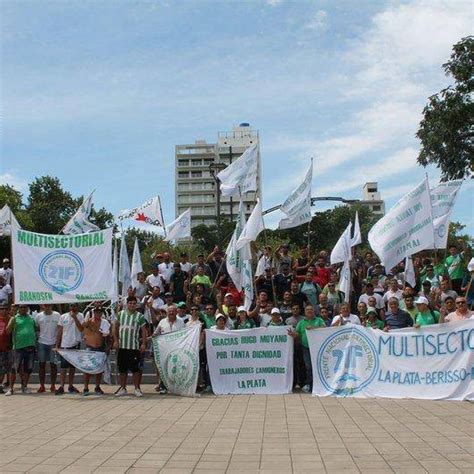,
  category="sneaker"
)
[301,384,311,393]
[68,385,79,394]
[50,385,56,393]
[159,387,167,395]
[82,388,90,396]
[21,387,31,394]
[37,385,46,393]
[5,388,13,396]
[94,386,104,395]
[134,388,144,398]
[55,386,65,396]
[154,385,161,392]
[114,387,127,397]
